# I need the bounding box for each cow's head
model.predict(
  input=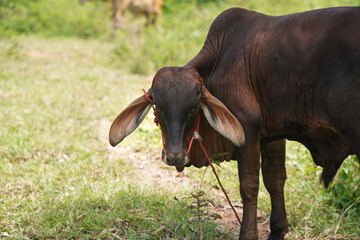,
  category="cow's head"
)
[109,66,245,168]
